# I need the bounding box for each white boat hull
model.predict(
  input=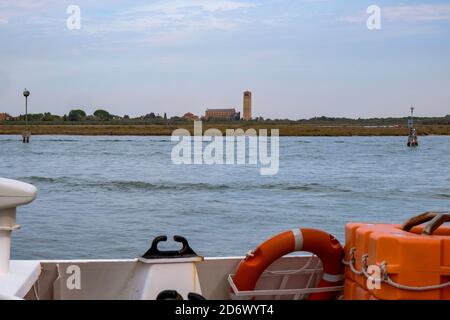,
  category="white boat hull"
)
[12,255,325,300]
